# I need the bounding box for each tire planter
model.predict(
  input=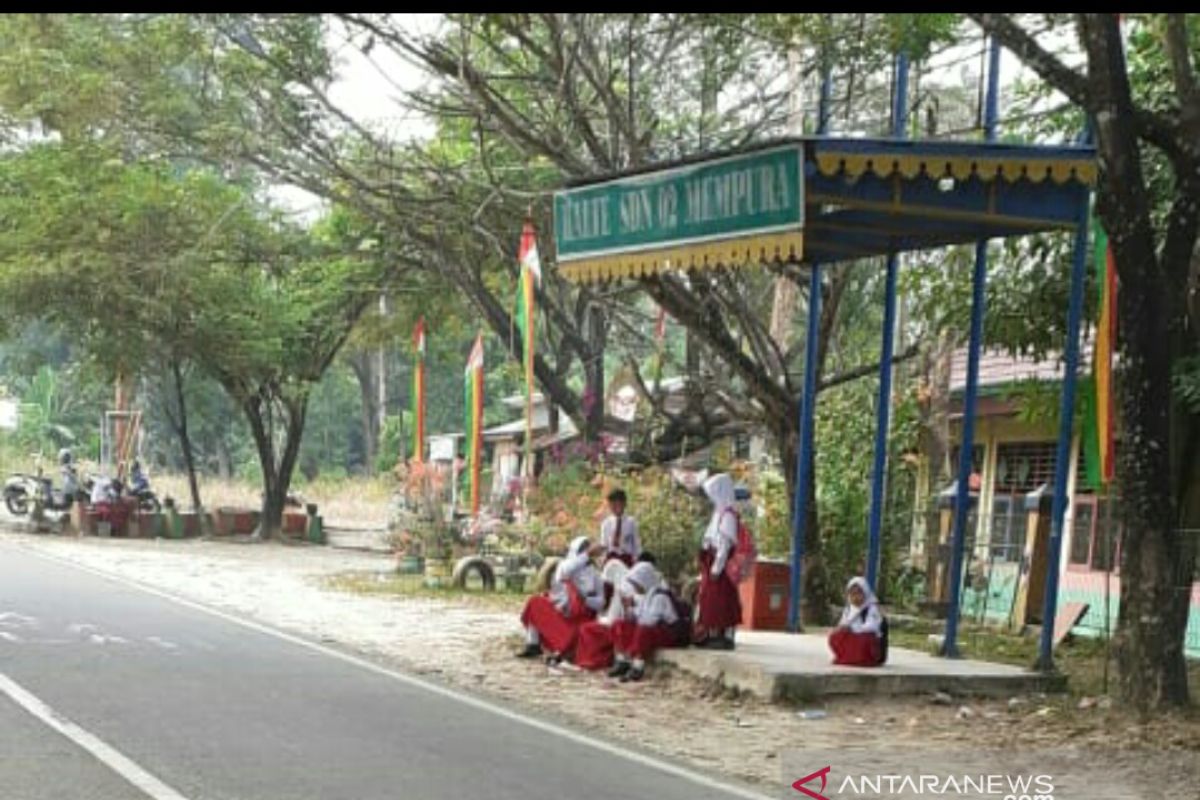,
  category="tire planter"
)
[451,556,496,592]
[534,557,561,593]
